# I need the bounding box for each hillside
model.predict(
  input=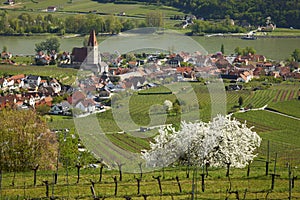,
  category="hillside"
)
[94,0,300,29]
